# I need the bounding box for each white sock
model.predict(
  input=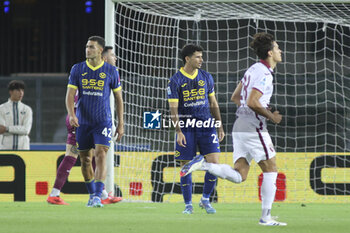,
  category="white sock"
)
[101,189,109,200]
[50,188,60,197]
[204,162,242,183]
[261,172,277,220]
